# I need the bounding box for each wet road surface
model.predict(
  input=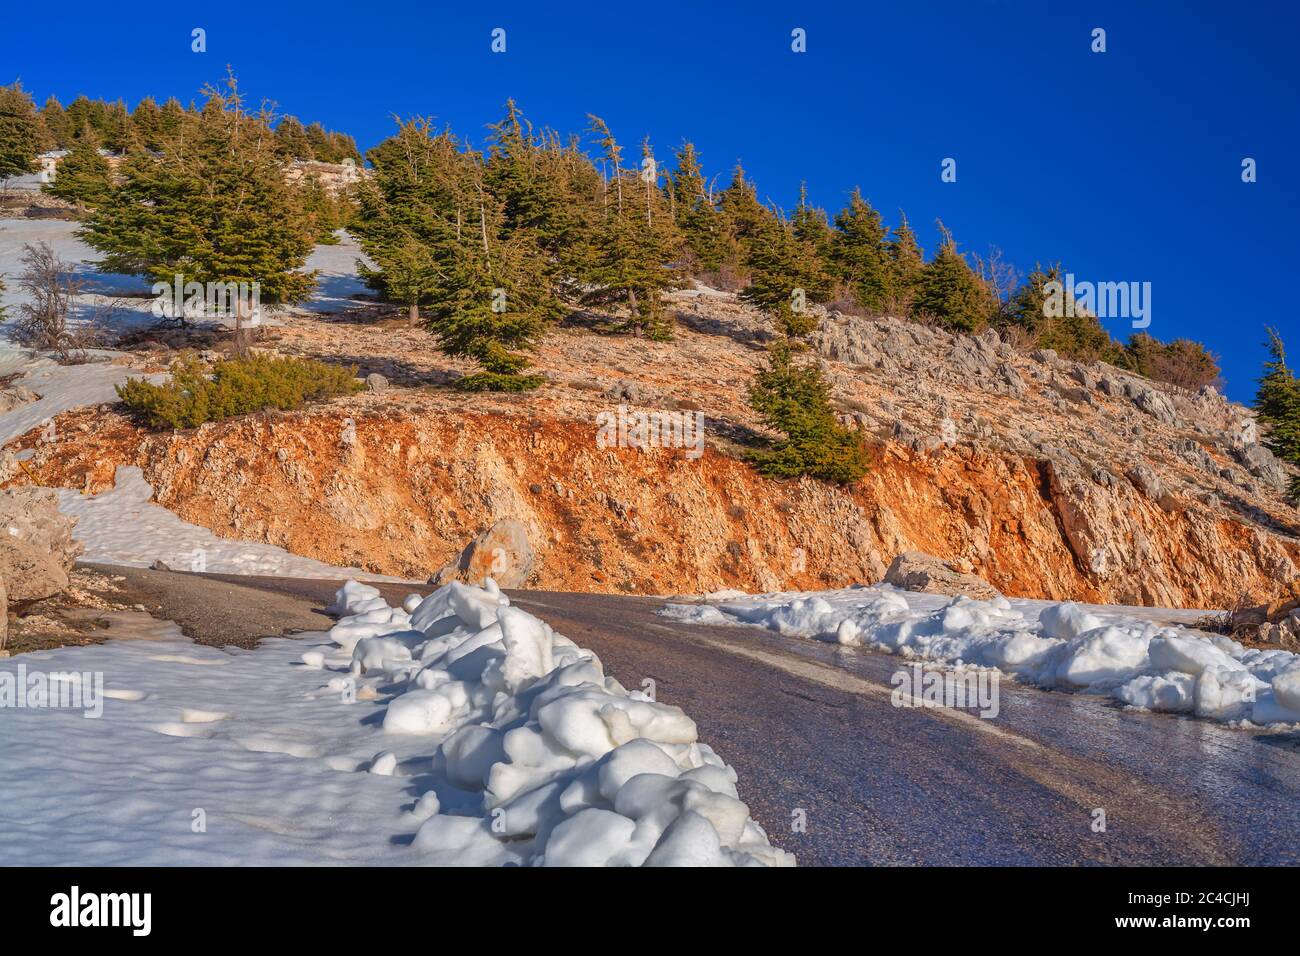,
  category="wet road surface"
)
[98,565,1300,866]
